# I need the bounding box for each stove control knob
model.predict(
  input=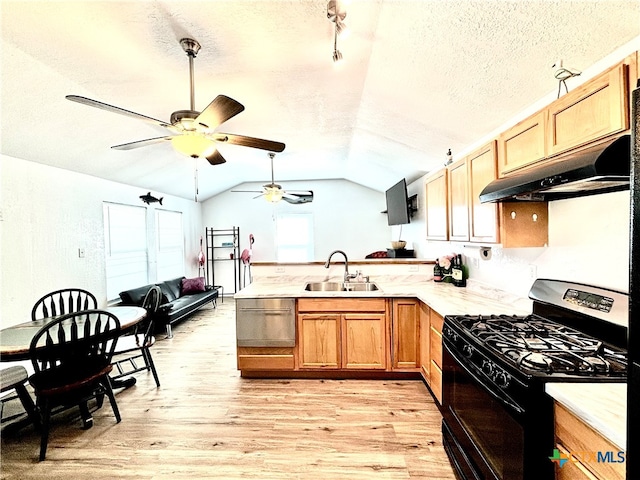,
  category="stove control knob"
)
[495,370,511,388]
[481,360,494,376]
[462,344,474,358]
[444,327,458,342]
